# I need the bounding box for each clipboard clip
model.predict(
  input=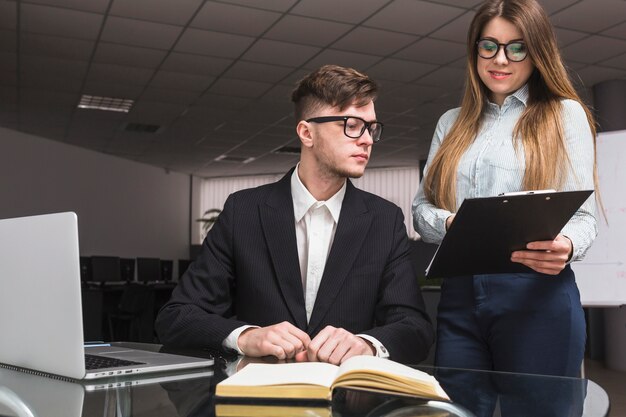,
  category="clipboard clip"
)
[498,189,556,197]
